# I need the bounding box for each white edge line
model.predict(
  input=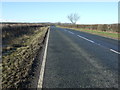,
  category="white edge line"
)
[110,49,120,54]
[37,27,50,88]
